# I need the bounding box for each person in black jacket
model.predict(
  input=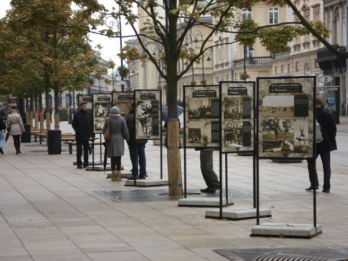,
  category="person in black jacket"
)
[307,97,337,193]
[126,103,147,180]
[72,102,93,168]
